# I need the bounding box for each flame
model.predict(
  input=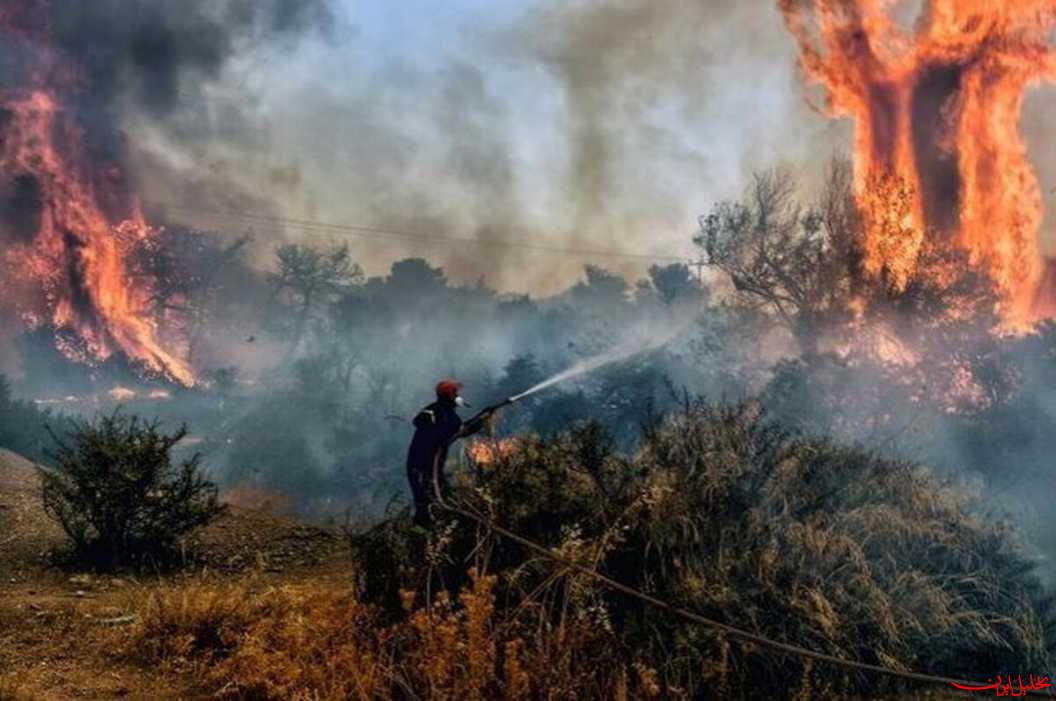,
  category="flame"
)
[0,7,194,384]
[108,386,137,402]
[466,438,520,466]
[780,0,1056,324]
[1034,260,1056,319]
